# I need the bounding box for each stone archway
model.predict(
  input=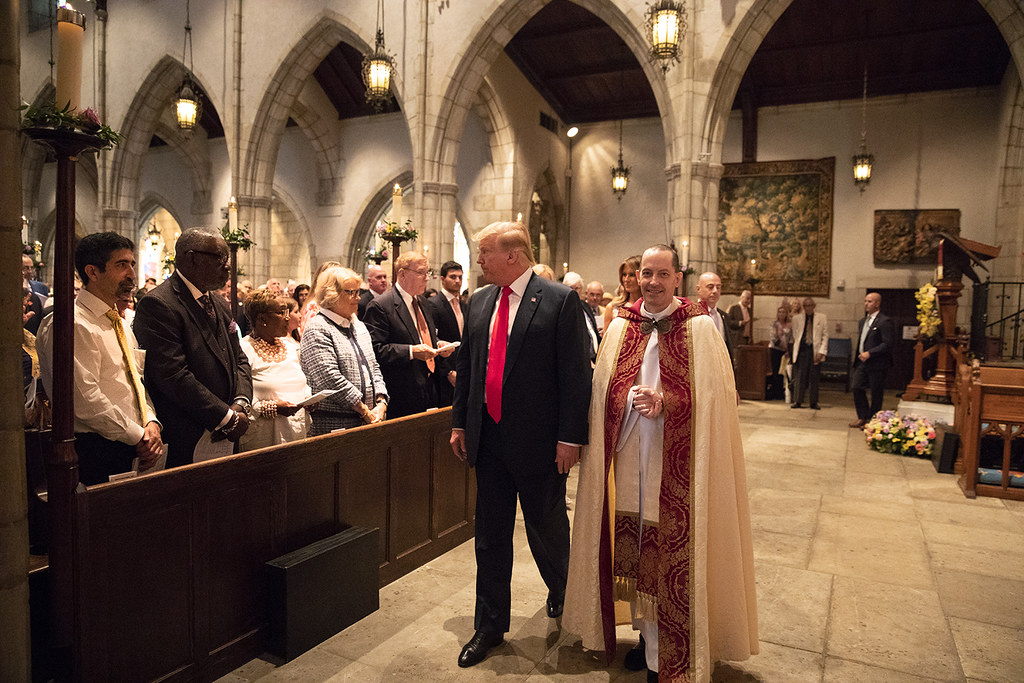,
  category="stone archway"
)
[105,55,221,236]
[268,186,314,285]
[346,170,415,271]
[430,0,675,191]
[241,12,406,202]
